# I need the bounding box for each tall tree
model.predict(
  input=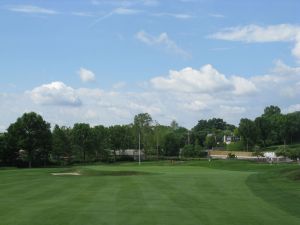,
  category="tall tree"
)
[6,112,52,167]
[52,125,72,163]
[0,133,6,165]
[72,123,92,162]
[133,113,153,153]
[255,116,270,147]
[170,120,179,130]
[164,132,181,156]
[238,118,257,151]
[262,105,281,118]
[92,125,109,161]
